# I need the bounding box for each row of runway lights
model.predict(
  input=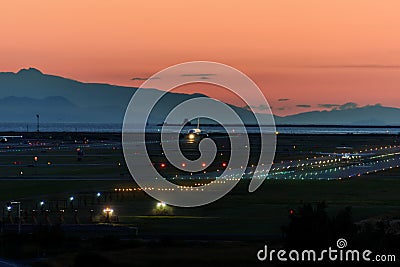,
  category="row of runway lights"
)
[159,156,400,181]
[264,157,400,180]
[113,179,239,192]
[157,158,341,173]
[160,159,344,180]
[156,144,400,172]
[157,145,400,179]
